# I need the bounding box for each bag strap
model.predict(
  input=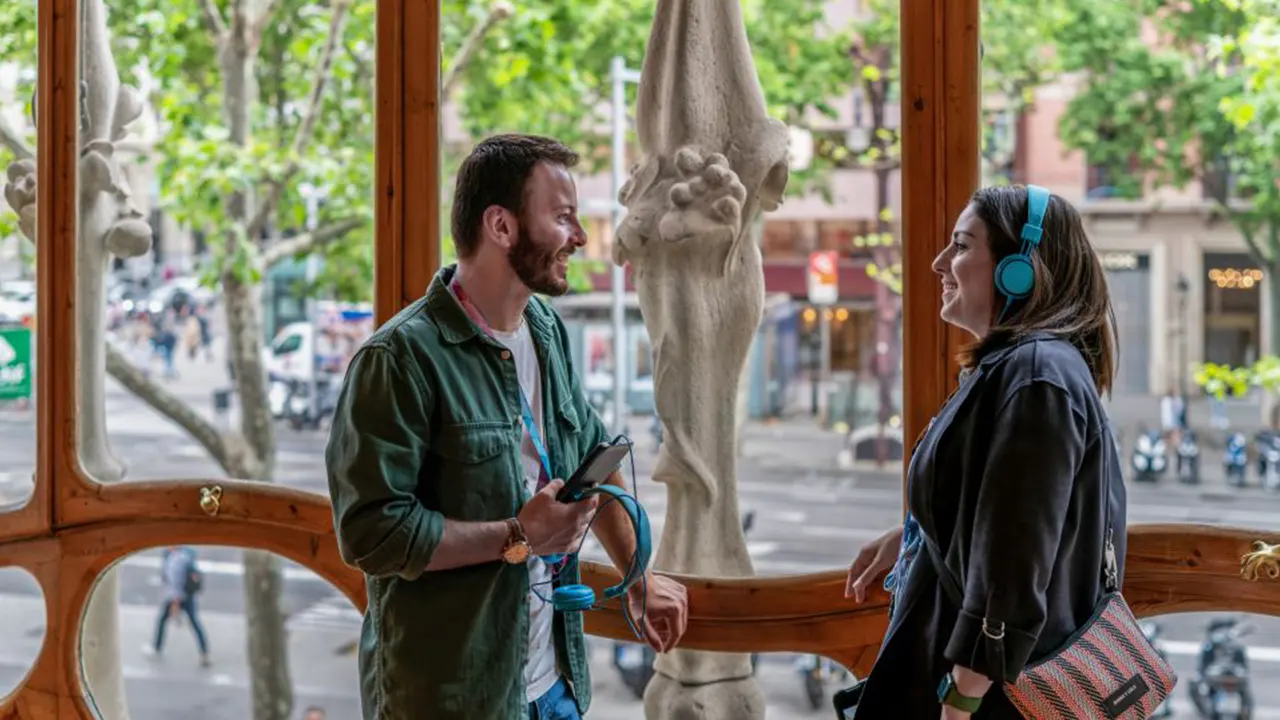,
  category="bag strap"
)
[1102,420,1119,592]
